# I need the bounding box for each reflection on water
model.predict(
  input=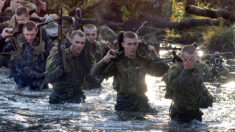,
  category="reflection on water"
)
[0,57,234,131]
